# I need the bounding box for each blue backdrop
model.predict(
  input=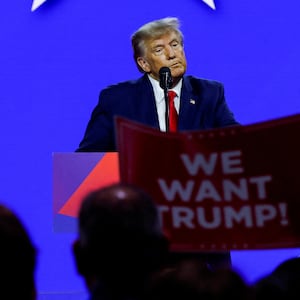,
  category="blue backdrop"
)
[1,1,300,298]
